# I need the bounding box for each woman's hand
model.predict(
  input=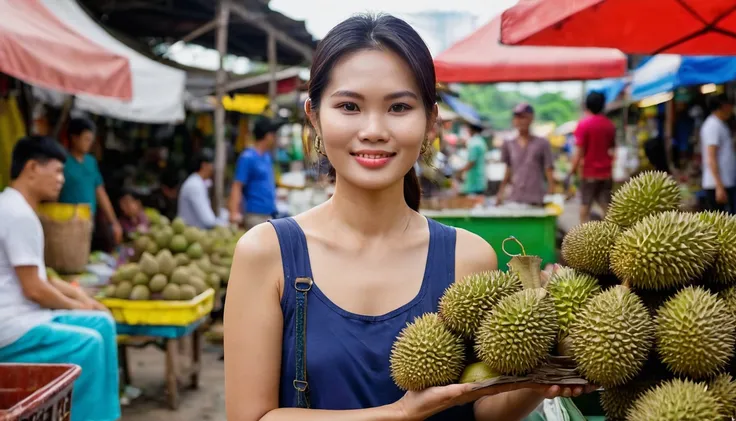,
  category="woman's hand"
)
[393,382,598,421]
